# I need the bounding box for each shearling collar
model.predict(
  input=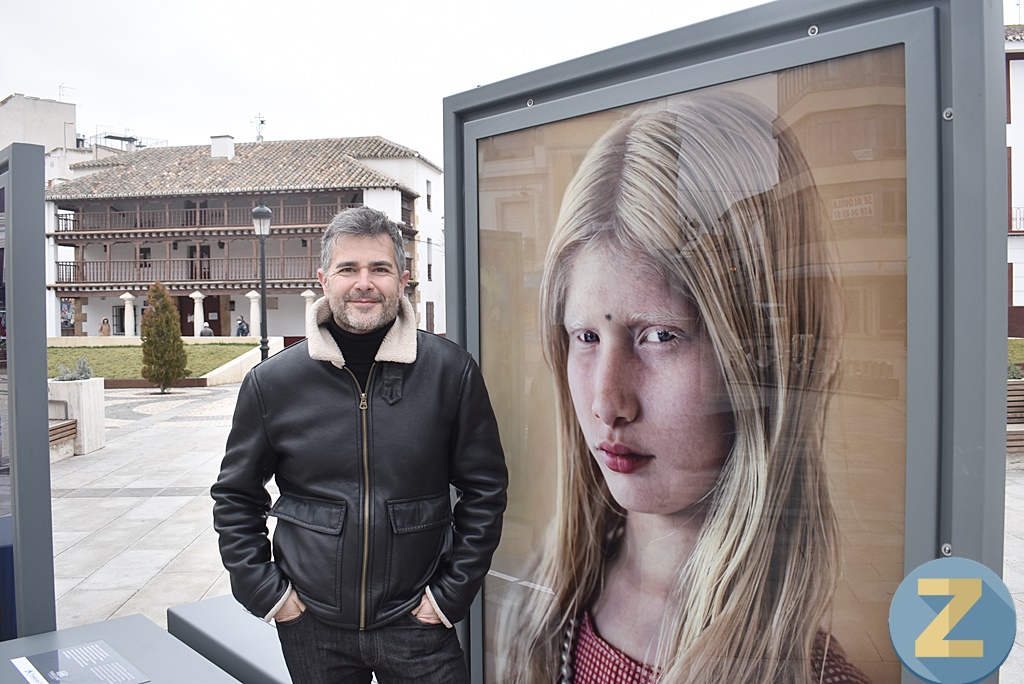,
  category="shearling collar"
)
[306,295,417,368]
